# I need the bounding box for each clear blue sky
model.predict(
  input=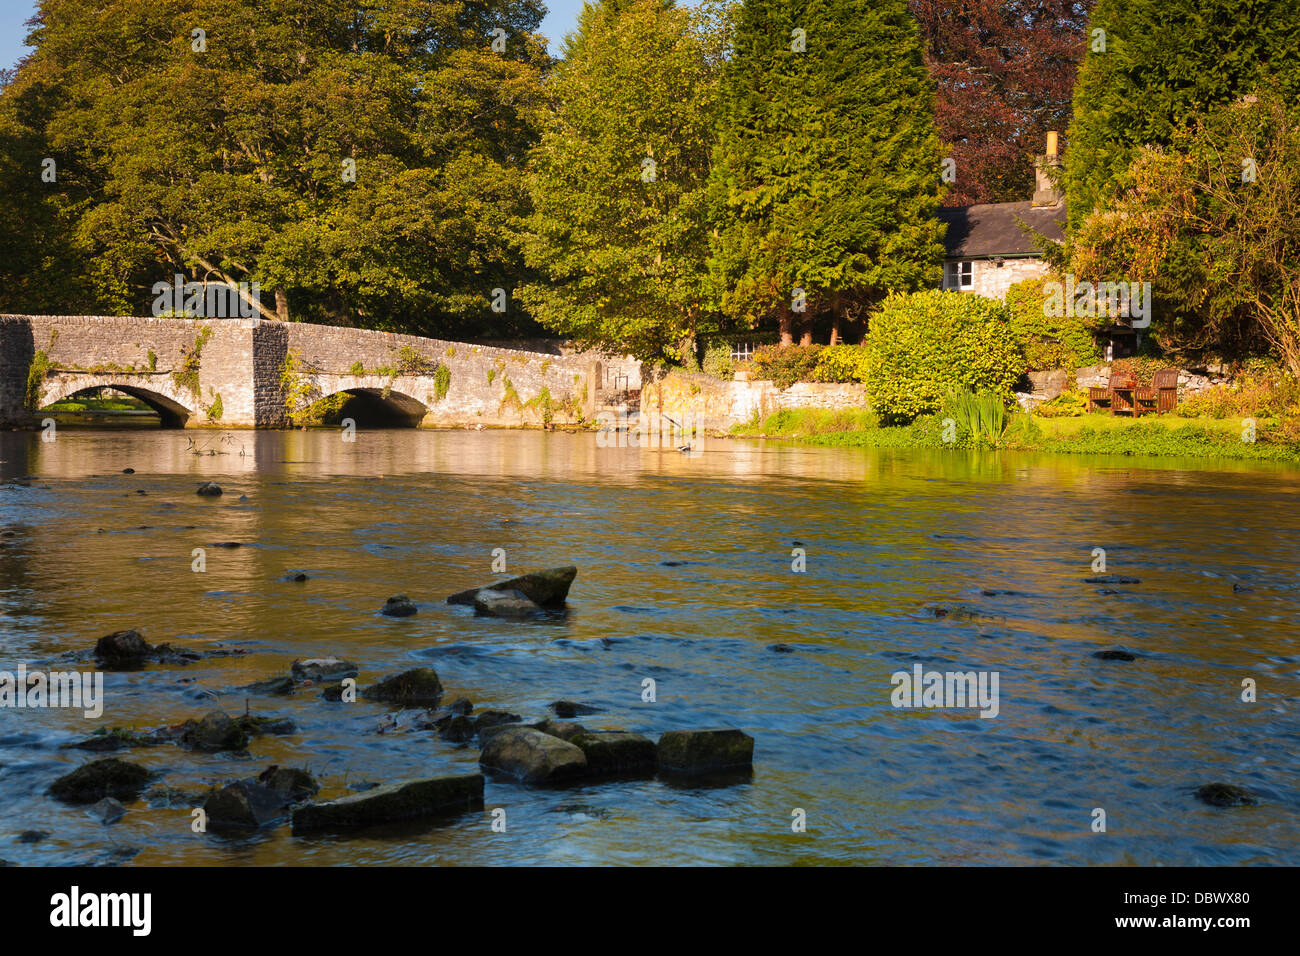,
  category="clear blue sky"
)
[0,0,588,72]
